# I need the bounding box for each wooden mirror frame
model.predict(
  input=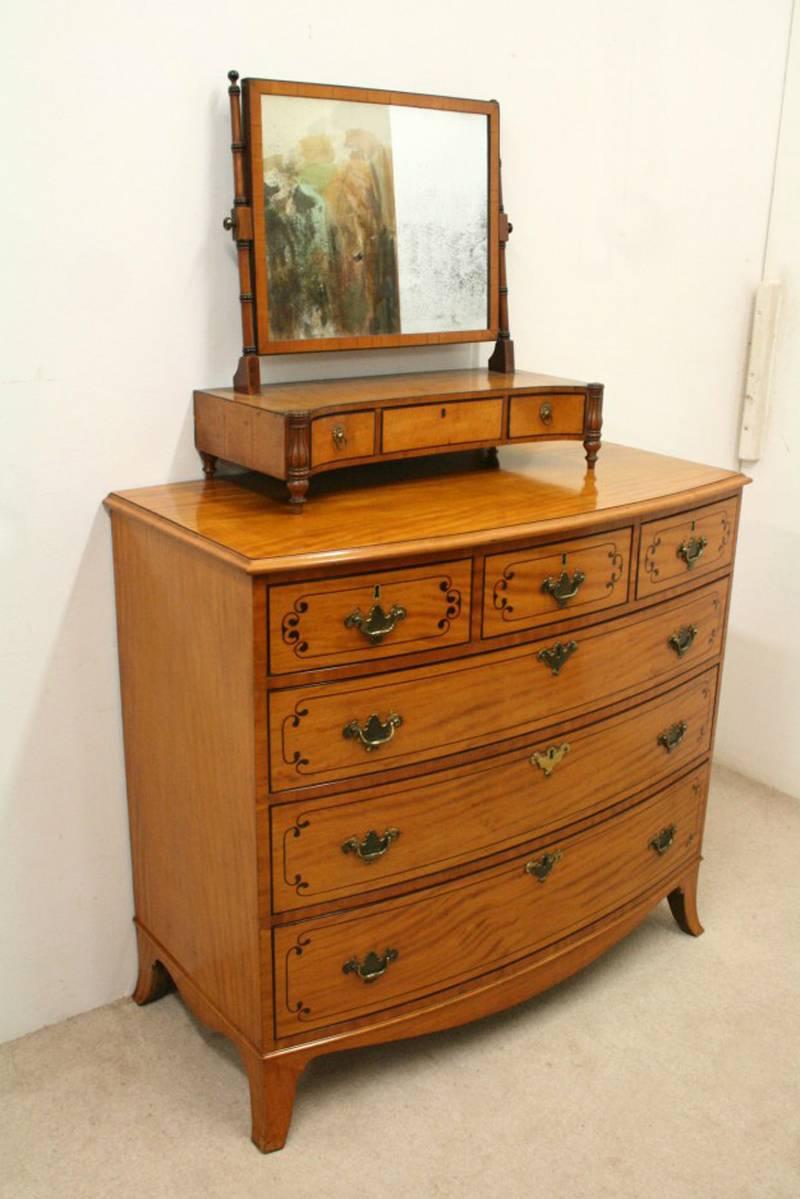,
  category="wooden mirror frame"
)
[224,72,511,392]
